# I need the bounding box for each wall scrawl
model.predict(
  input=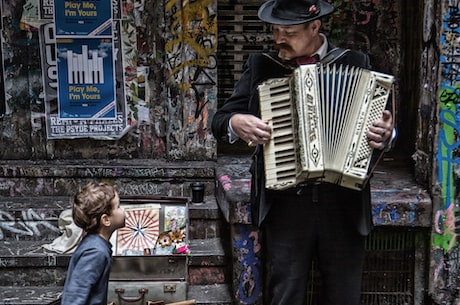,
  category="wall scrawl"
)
[0,208,59,240]
[437,3,460,244]
[432,1,460,302]
[164,0,217,159]
[234,225,262,304]
[328,0,399,73]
